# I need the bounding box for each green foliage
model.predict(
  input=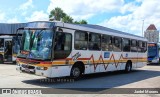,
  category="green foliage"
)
[49,7,88,24]
[62,15,73,23]
[75,20,87,24]
[49,7,66,21]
